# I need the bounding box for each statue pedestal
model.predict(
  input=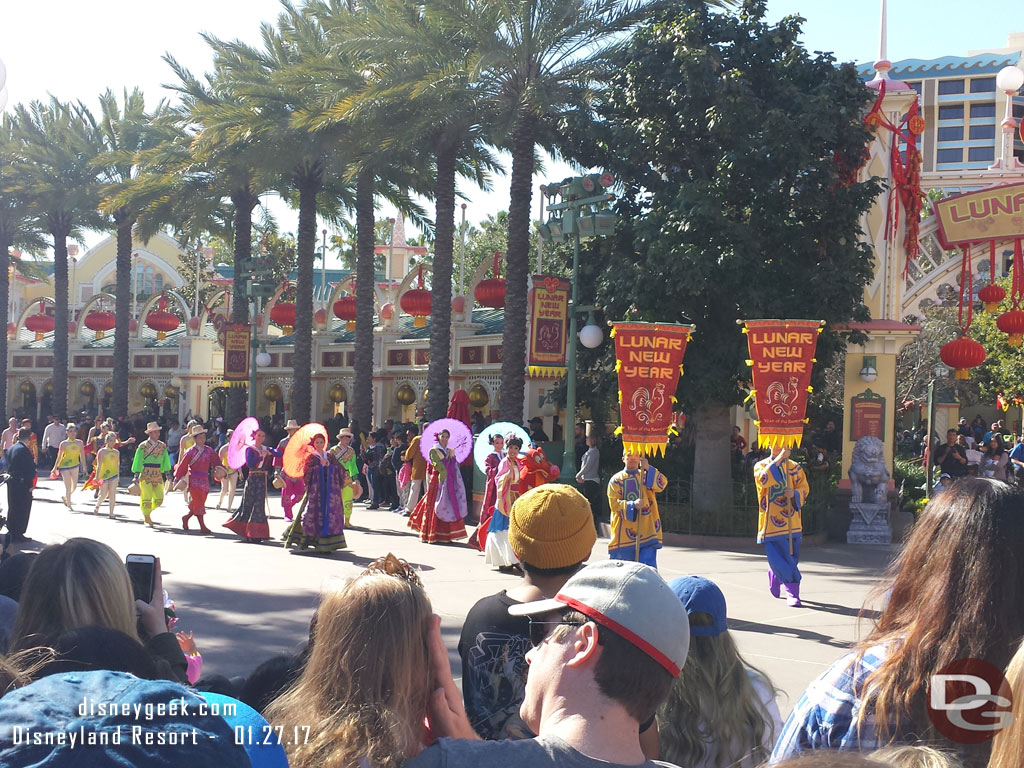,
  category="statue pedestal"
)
[847,501,891,545]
